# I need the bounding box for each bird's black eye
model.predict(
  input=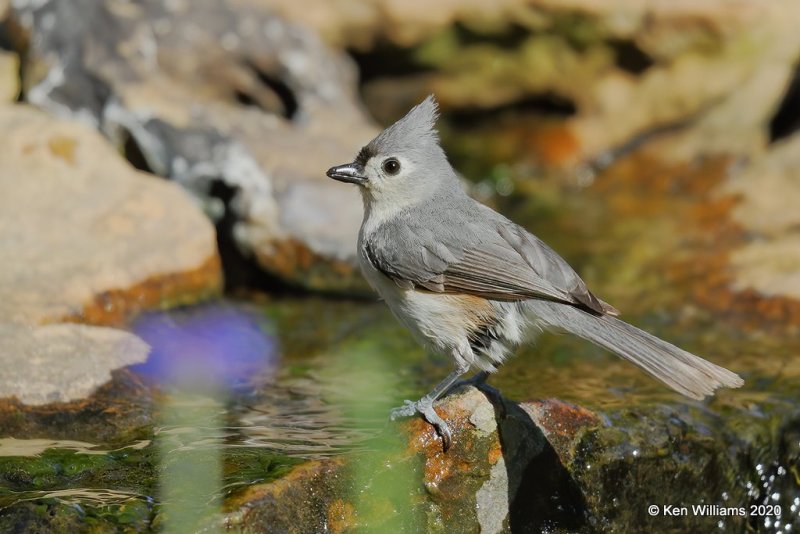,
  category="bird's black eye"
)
[382,158,401,175]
